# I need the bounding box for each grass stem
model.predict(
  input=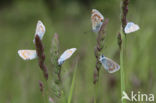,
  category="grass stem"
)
[120,29,126,103]
[67,61,78,103]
